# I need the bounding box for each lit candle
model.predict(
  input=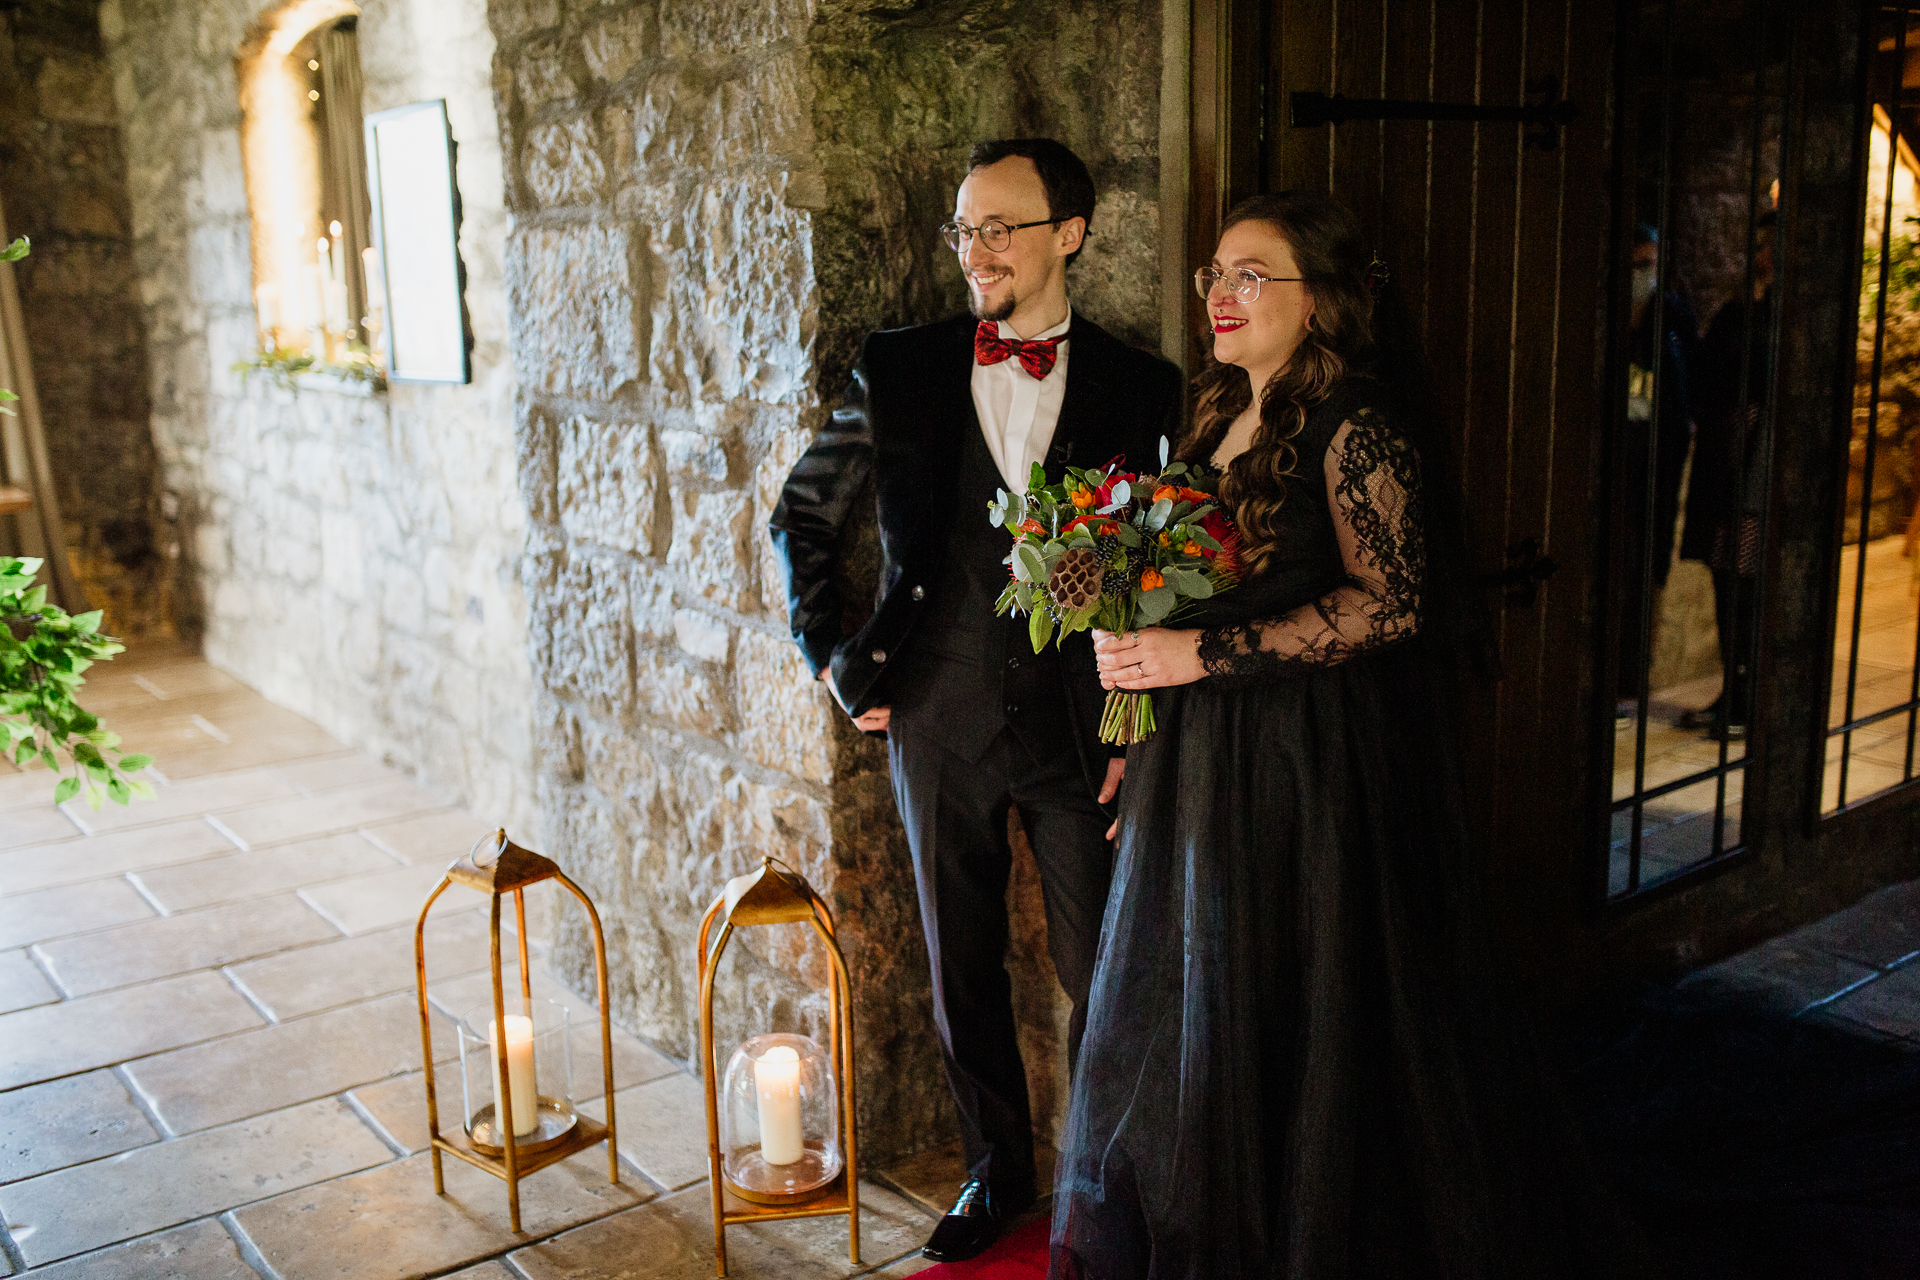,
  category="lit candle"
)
[753,1044,804,1166]
[328,220,345,289]
[254,283,280,341]
[487,1014,539,1136]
